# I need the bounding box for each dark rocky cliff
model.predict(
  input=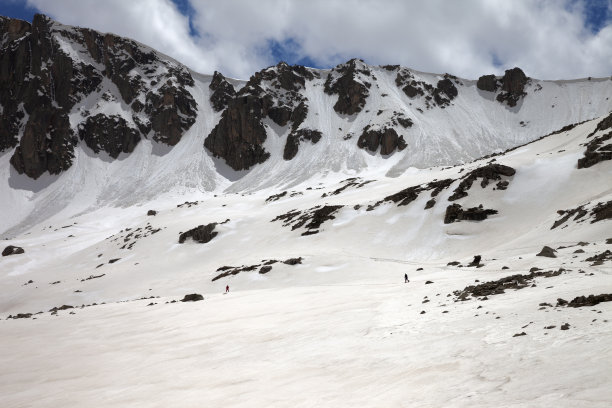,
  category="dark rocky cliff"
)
[0,14,196,179]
